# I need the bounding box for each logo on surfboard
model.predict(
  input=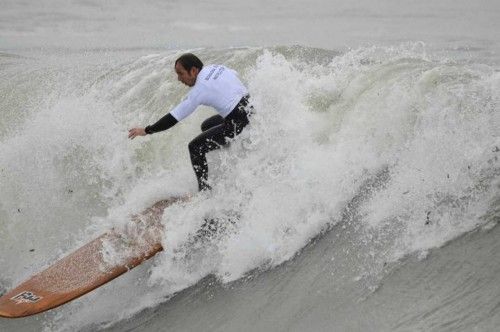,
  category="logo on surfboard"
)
[10,291,42,304]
